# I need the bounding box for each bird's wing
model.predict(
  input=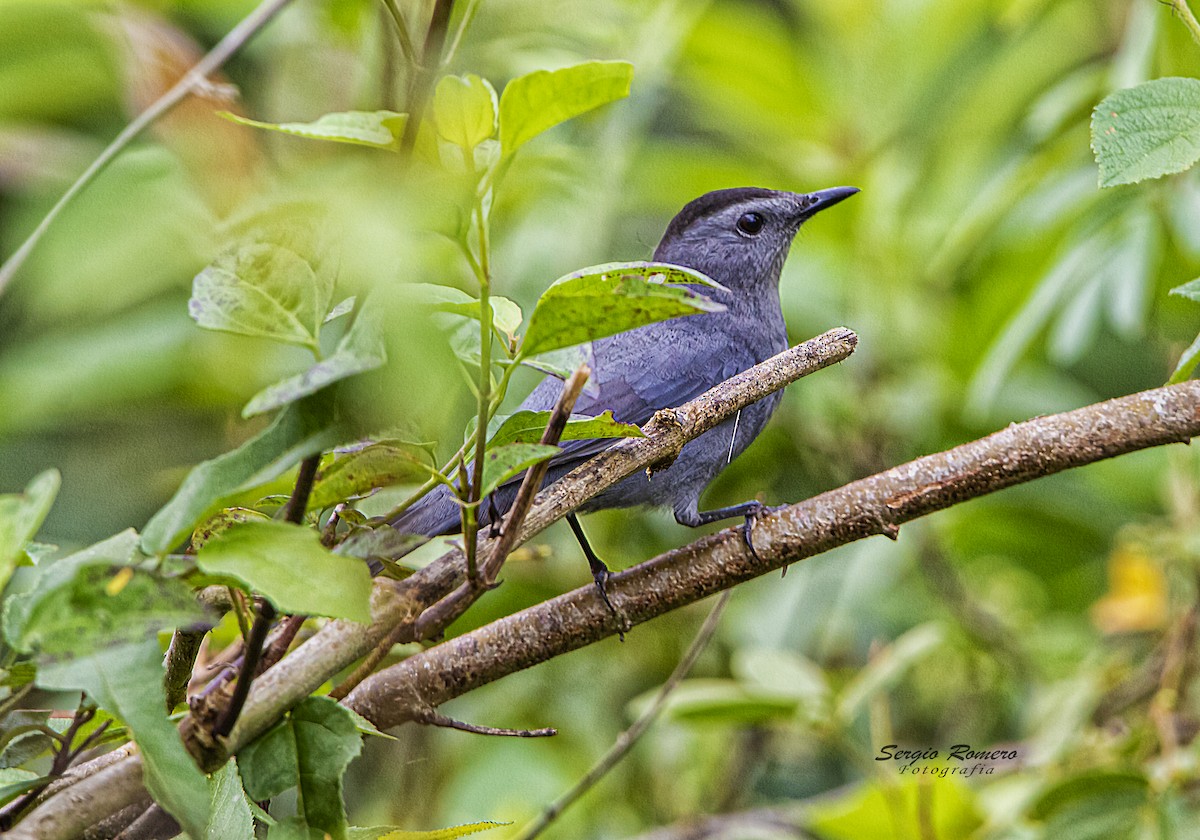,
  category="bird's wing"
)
[391,328,755,536]
[520,328,754,470]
